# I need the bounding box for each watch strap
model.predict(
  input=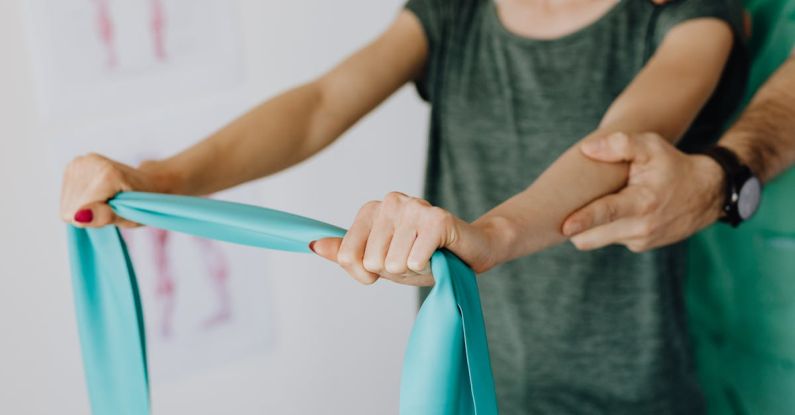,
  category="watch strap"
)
[700,145,752,227]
